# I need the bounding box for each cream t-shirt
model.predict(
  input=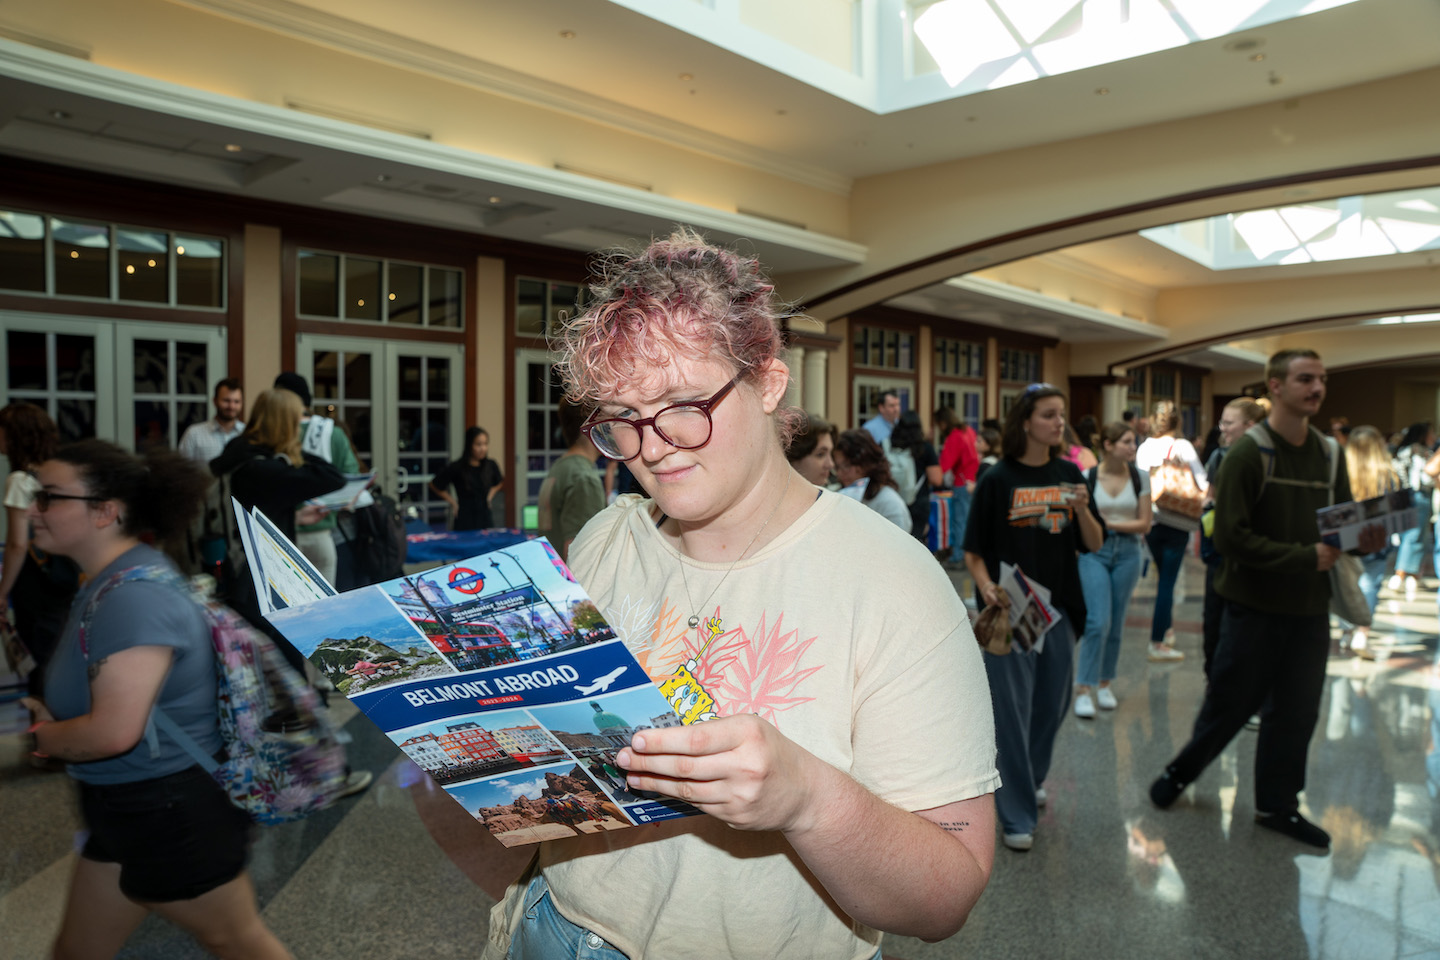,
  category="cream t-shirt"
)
[539,489,999,960]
